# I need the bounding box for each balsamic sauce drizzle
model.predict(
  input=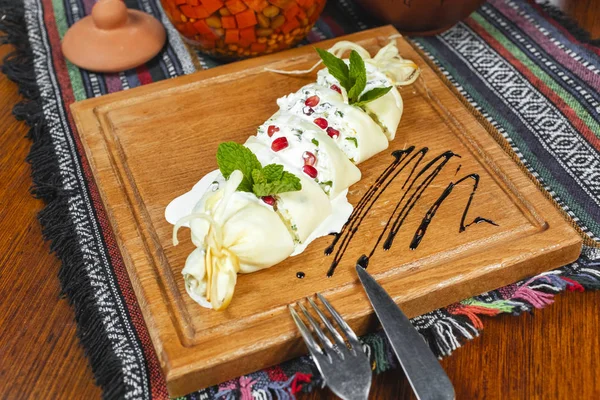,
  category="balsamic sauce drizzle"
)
[325,146,423,276]
[409,173,498,250]
[326,147,498,276]
[381,150,457,252]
